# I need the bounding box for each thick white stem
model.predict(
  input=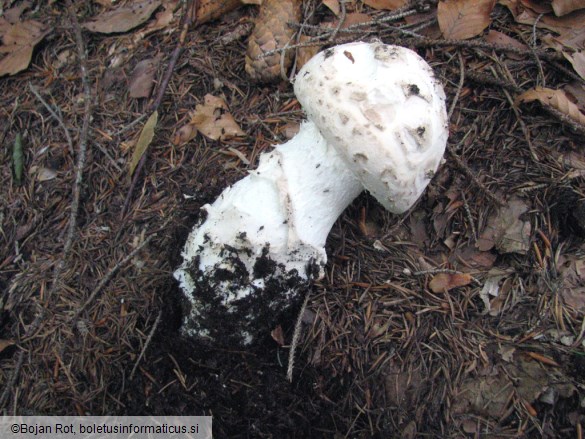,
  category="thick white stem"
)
[175,122,362,317]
